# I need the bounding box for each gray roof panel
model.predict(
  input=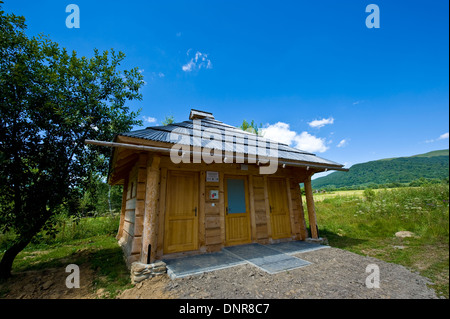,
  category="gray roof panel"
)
[118,118,344,168]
